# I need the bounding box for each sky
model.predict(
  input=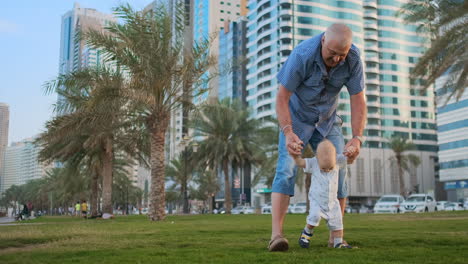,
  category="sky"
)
[0,0,154,145]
